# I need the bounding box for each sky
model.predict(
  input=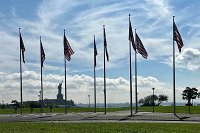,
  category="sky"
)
[1,0,200,105]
